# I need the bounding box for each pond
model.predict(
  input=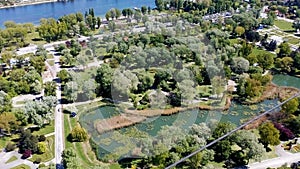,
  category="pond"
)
[272,74,300,89]
[79,74,300,160]
[80,99,279,160]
